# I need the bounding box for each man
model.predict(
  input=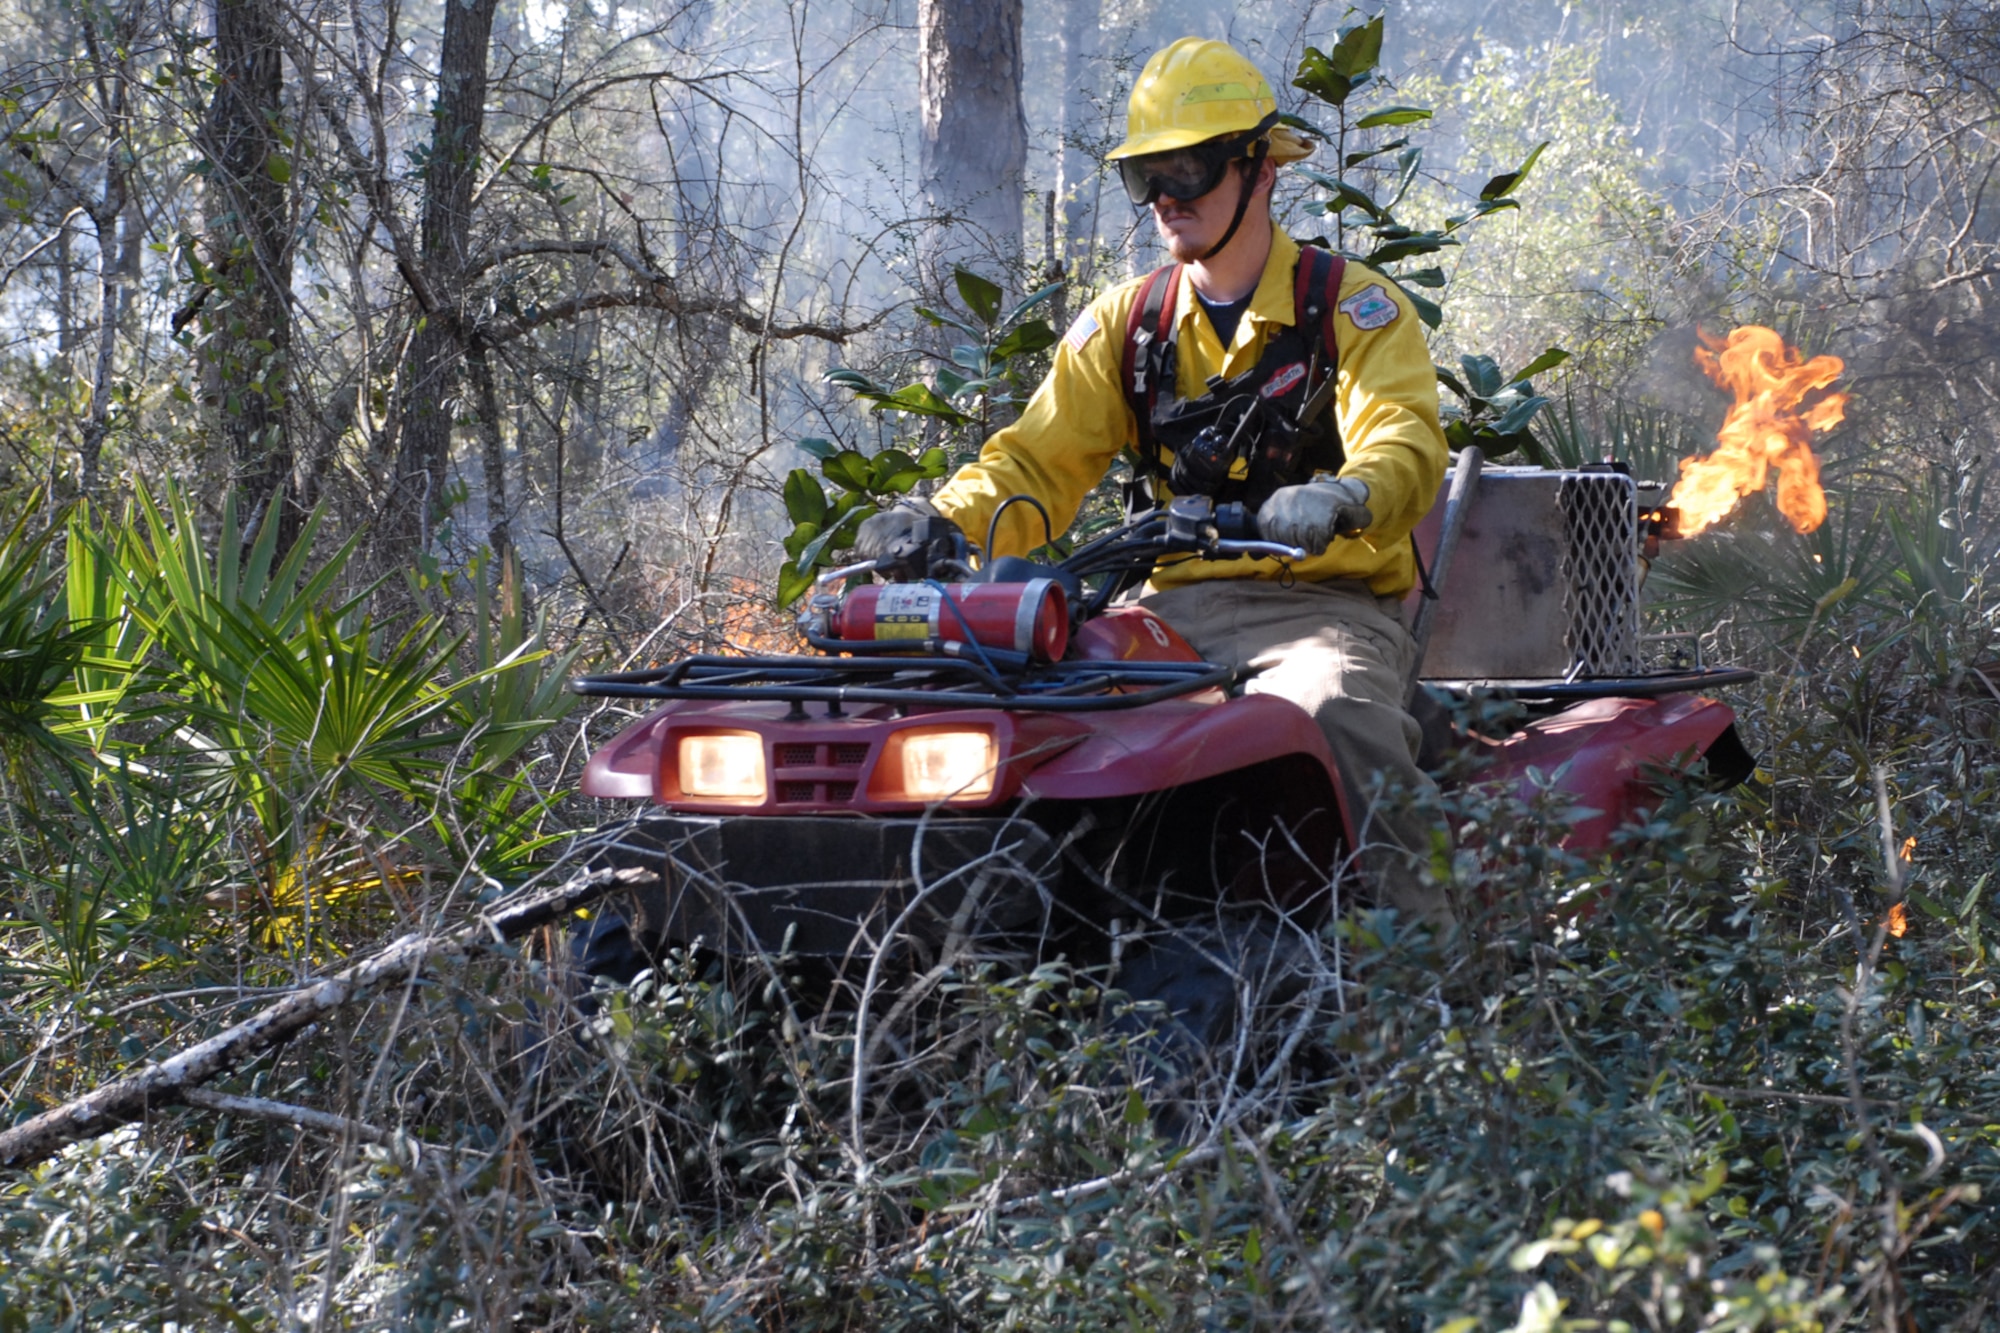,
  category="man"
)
[857,38,1451,925]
